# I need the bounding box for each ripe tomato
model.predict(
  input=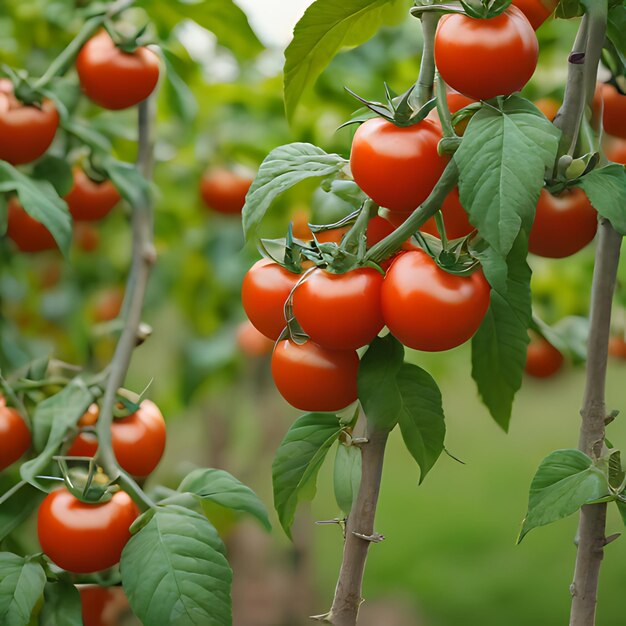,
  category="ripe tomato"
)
[600,83,626,139]
[291,208,313,240]
[512,0,558,29]
[38,488,139,574]
[606,139,626,165]
[0,88,59,165]
[529,188,597,258]
[525,336,563,377]
[242,259,299,340]
[76,31,160,110]
[271,339,359,411]
[435,7,538,101]
[236,320,274,356]
[0,396,30,471]
[67,400,166,478]
[350,117,445,212]
[293,268,384,350]
[92,287,125,323]
[534,97,560,121]
[381,250,490,351]
[66,169,120,221]
[79,585,129,626]
[6,197,57,253]
[74,222,100,253]
[200,167,254,215]
[420,188,474,239]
